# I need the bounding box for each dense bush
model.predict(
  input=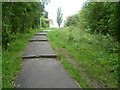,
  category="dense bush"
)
[64,14,79,26]
[2,2,49,49]
[64,2,120,41]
